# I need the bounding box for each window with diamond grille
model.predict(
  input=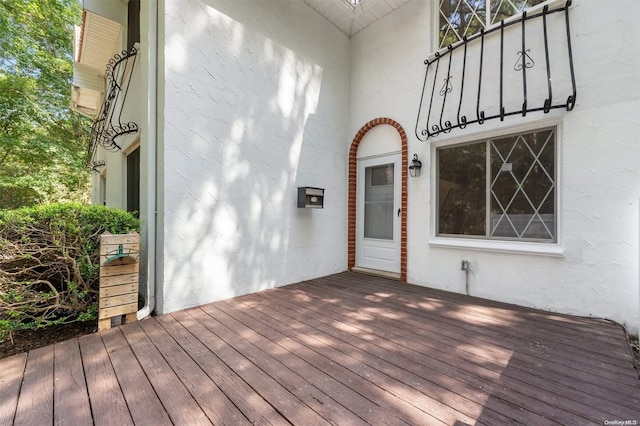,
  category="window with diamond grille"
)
[437,127,556,241]
[439,0,547,48]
